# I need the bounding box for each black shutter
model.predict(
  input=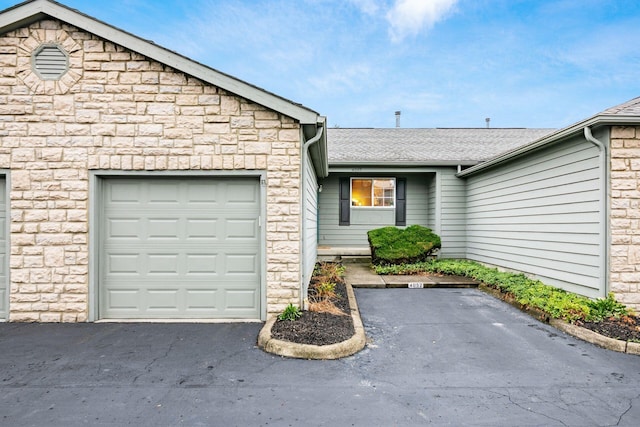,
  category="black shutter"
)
[395,177,406,226]
[339,177,350,226]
